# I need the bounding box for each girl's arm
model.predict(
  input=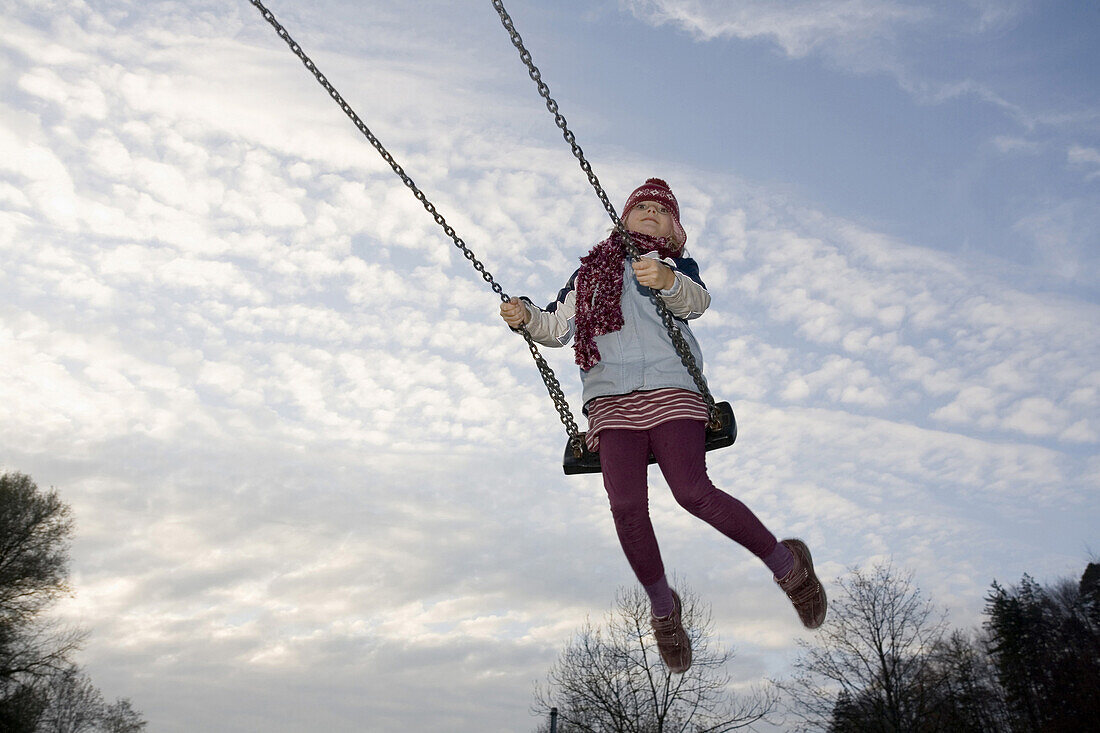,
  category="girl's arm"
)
[499,272,578,347]
[636,253,711,320]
